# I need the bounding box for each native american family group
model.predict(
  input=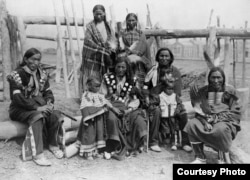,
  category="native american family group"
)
[7,4,242,166]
